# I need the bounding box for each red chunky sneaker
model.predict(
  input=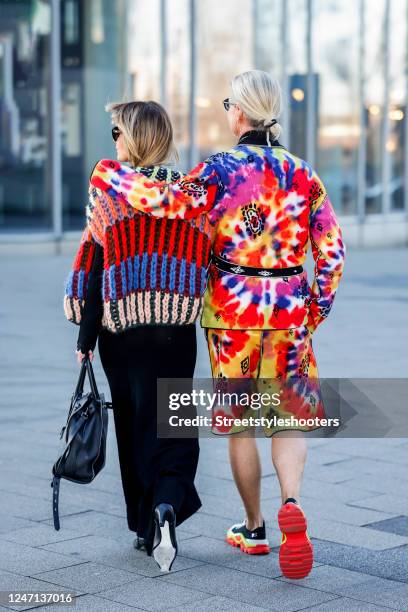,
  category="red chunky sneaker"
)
[278,500,313,579]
